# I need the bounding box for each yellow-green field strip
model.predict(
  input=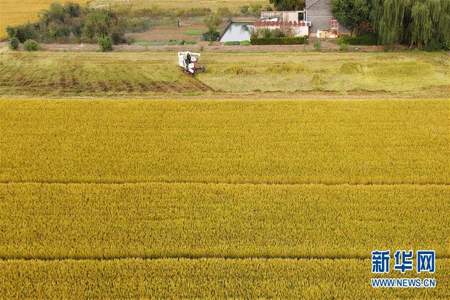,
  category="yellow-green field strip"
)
[1,99,449,184]
[1,99,448,297]
[1,258,449,298]
[1,183,449,259]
